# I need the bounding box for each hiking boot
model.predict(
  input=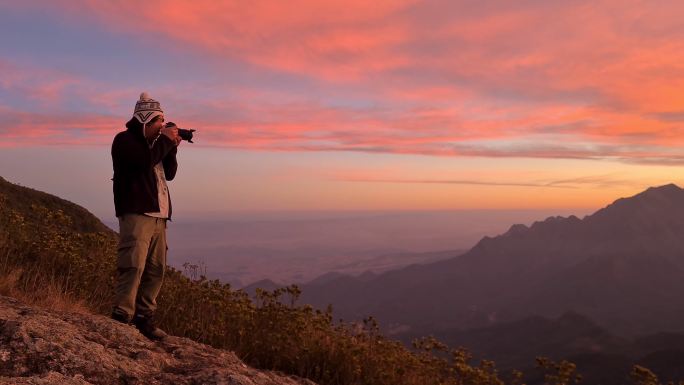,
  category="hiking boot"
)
[133,313,167,341]
[111,308,131,324]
